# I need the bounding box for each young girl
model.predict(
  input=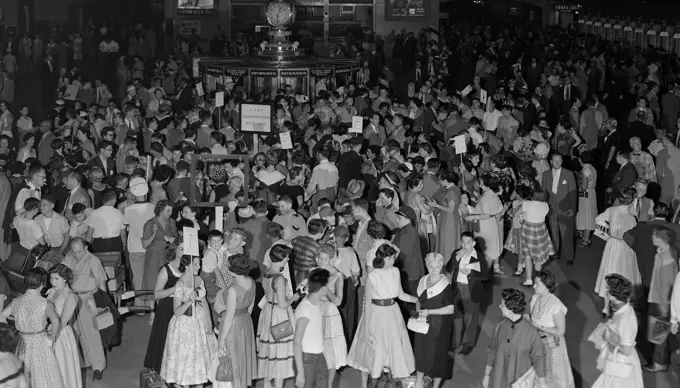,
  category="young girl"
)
[161,255,217,388]
[458,191,478,233]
